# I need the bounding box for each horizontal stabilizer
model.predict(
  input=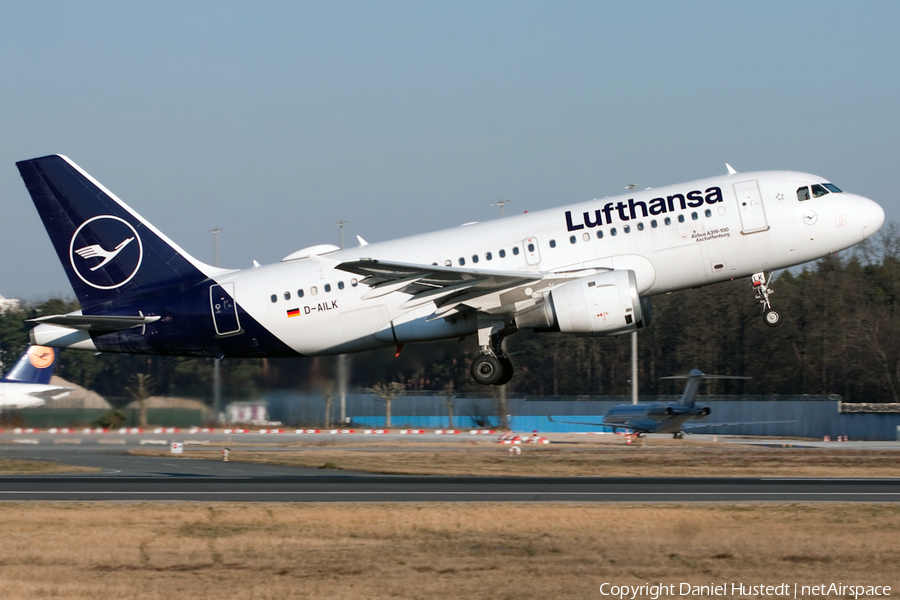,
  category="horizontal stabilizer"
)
[27,314,160,332]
